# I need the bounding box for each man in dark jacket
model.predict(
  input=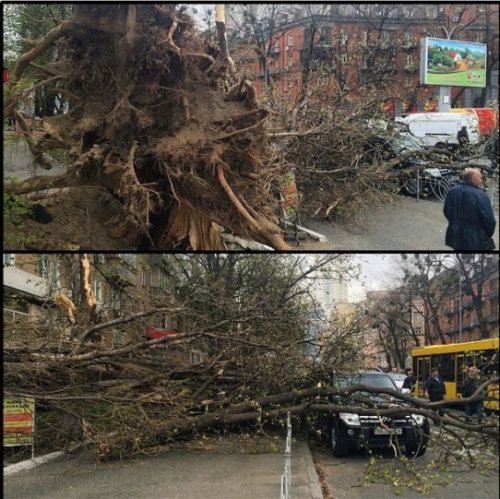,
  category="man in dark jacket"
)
[425,367,446,402]
[444,168,496,250]
[462,366,484,423]
[402,369,417,392]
